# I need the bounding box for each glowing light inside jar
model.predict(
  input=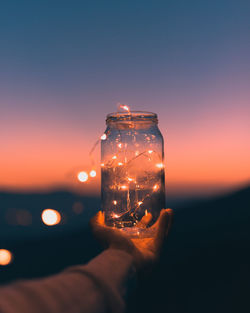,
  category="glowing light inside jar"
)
[100,134,107,140]
[156,163,164,169]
